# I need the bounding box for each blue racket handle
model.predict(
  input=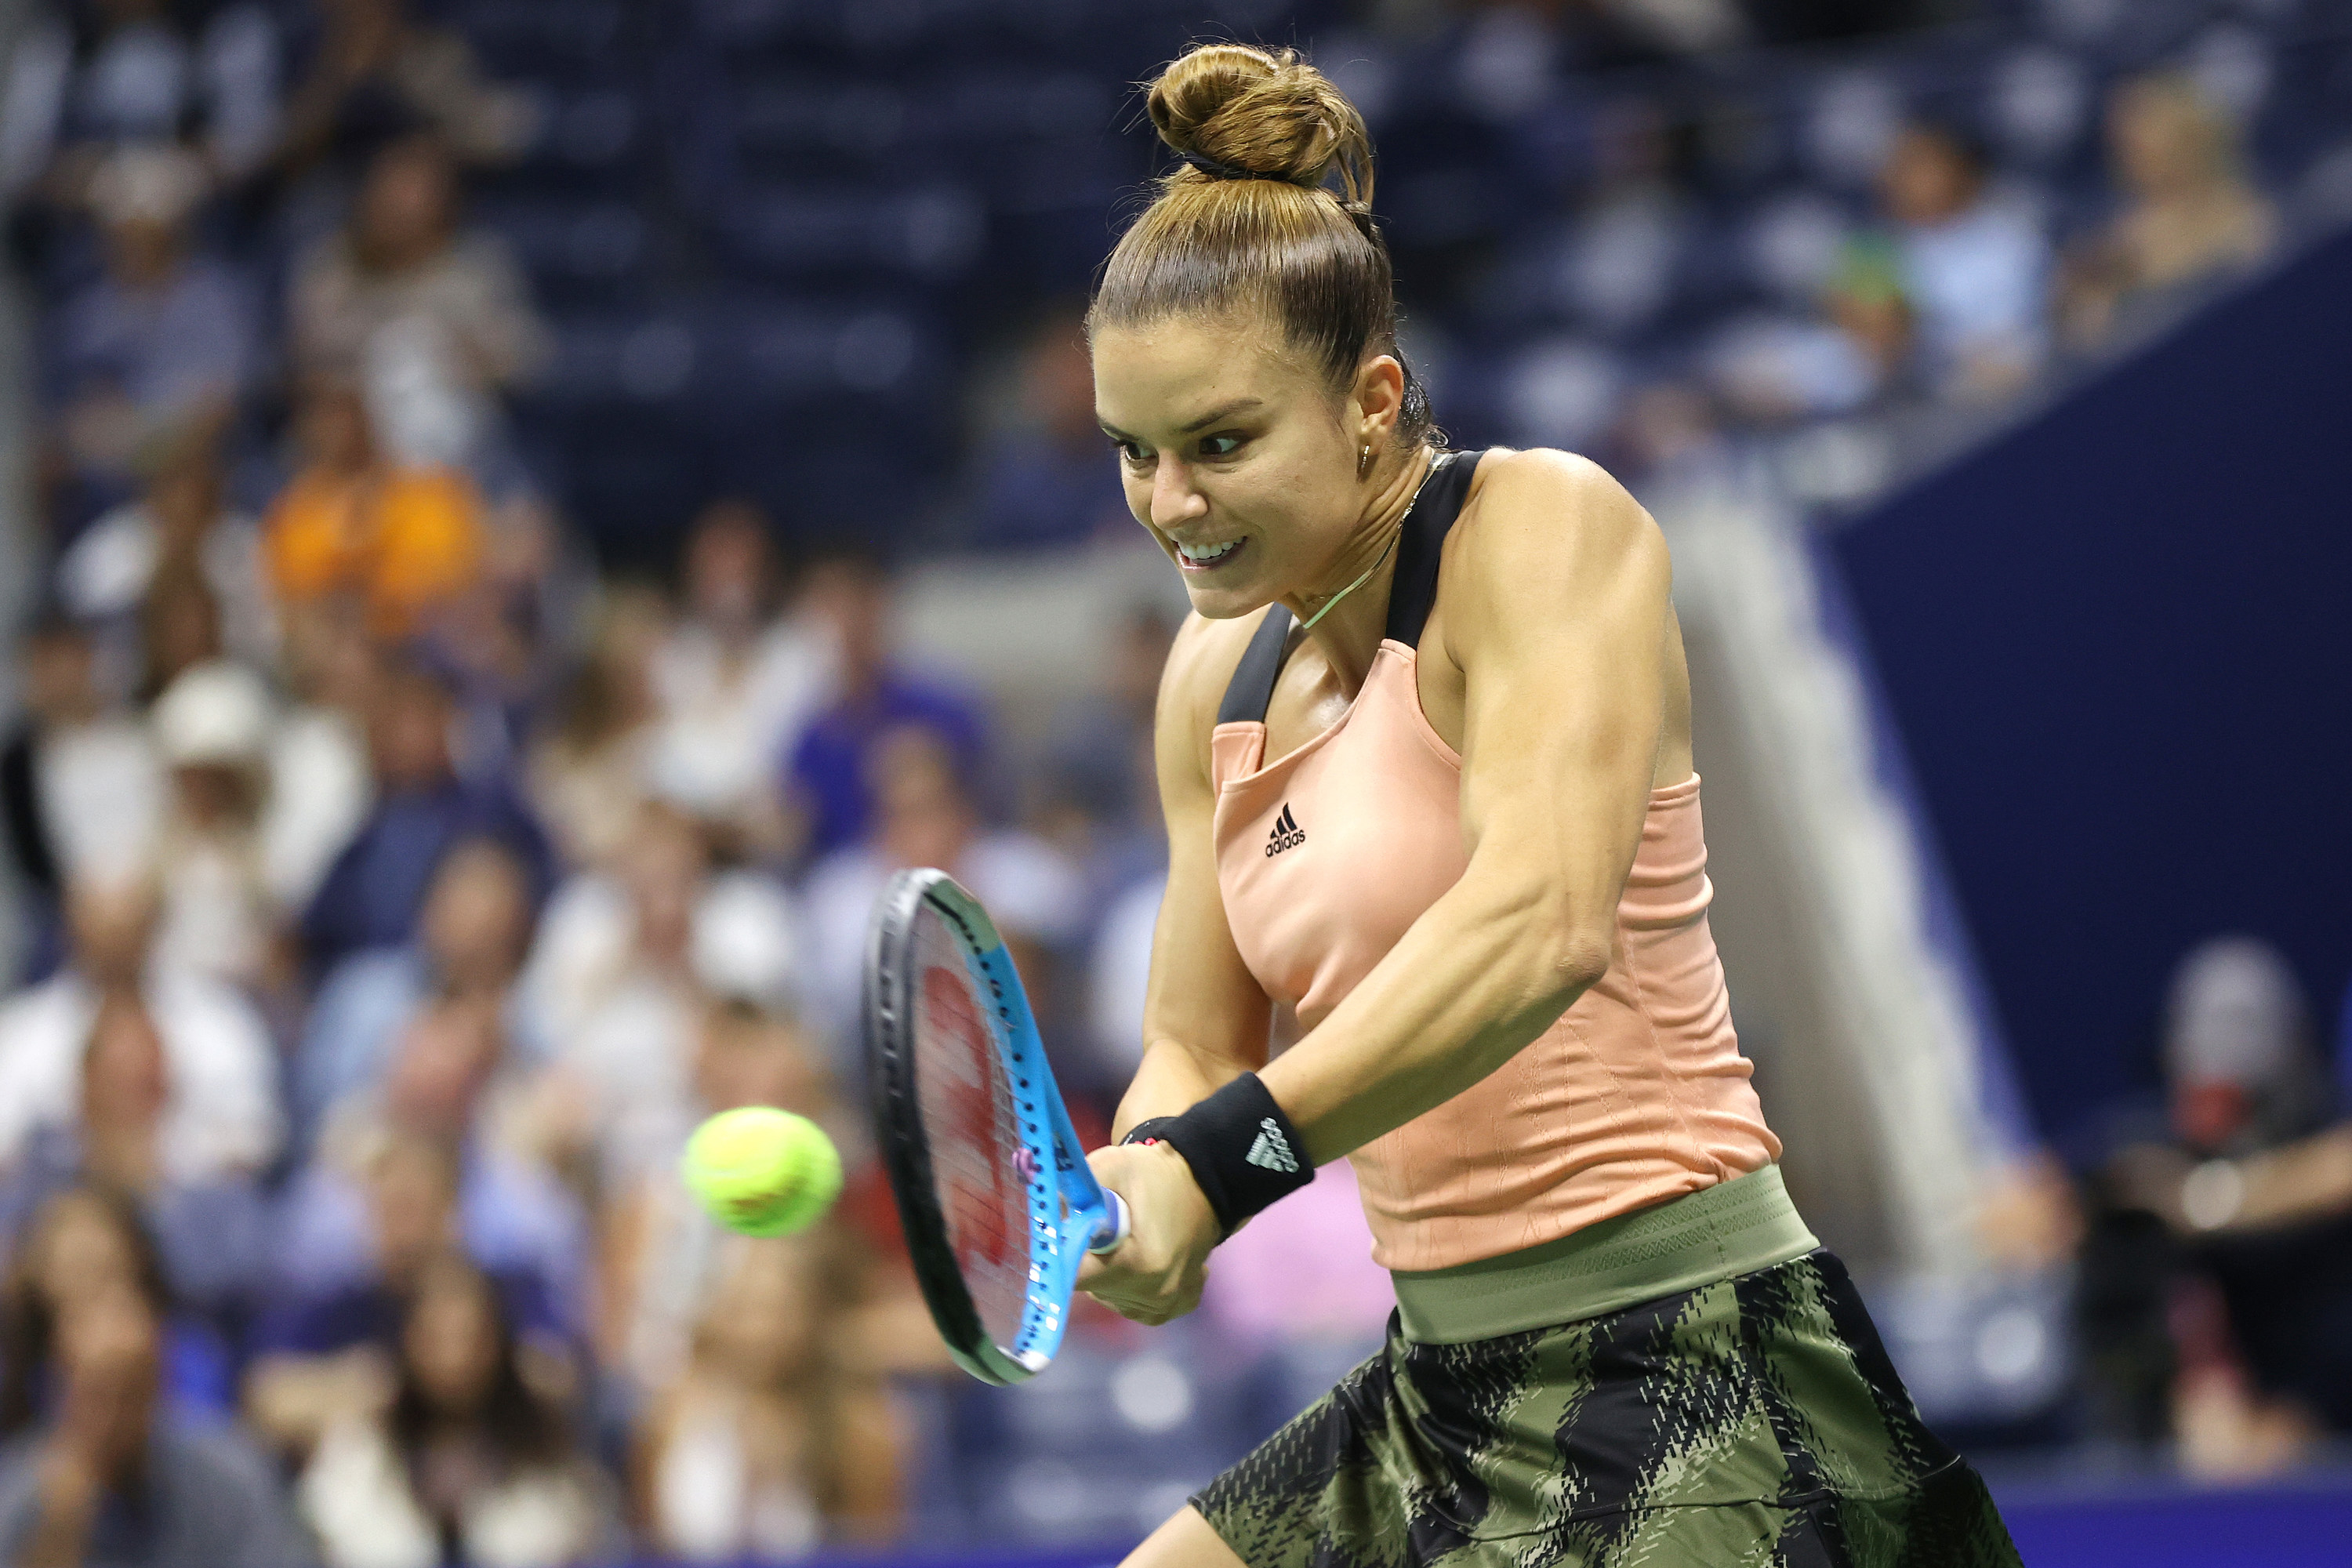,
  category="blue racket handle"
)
[1088,1189,1131,1254]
